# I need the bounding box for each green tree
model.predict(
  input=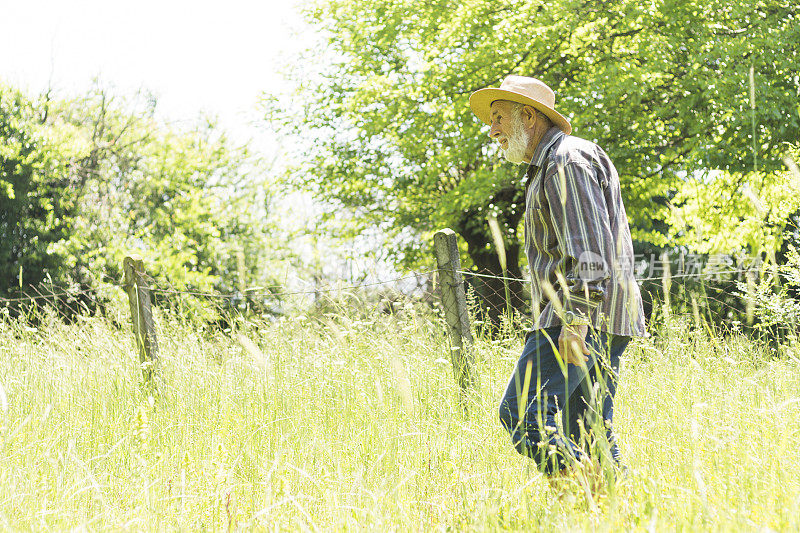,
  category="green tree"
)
[1,83,285,318]
[267,0,799,321]
[0,86,82,295]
